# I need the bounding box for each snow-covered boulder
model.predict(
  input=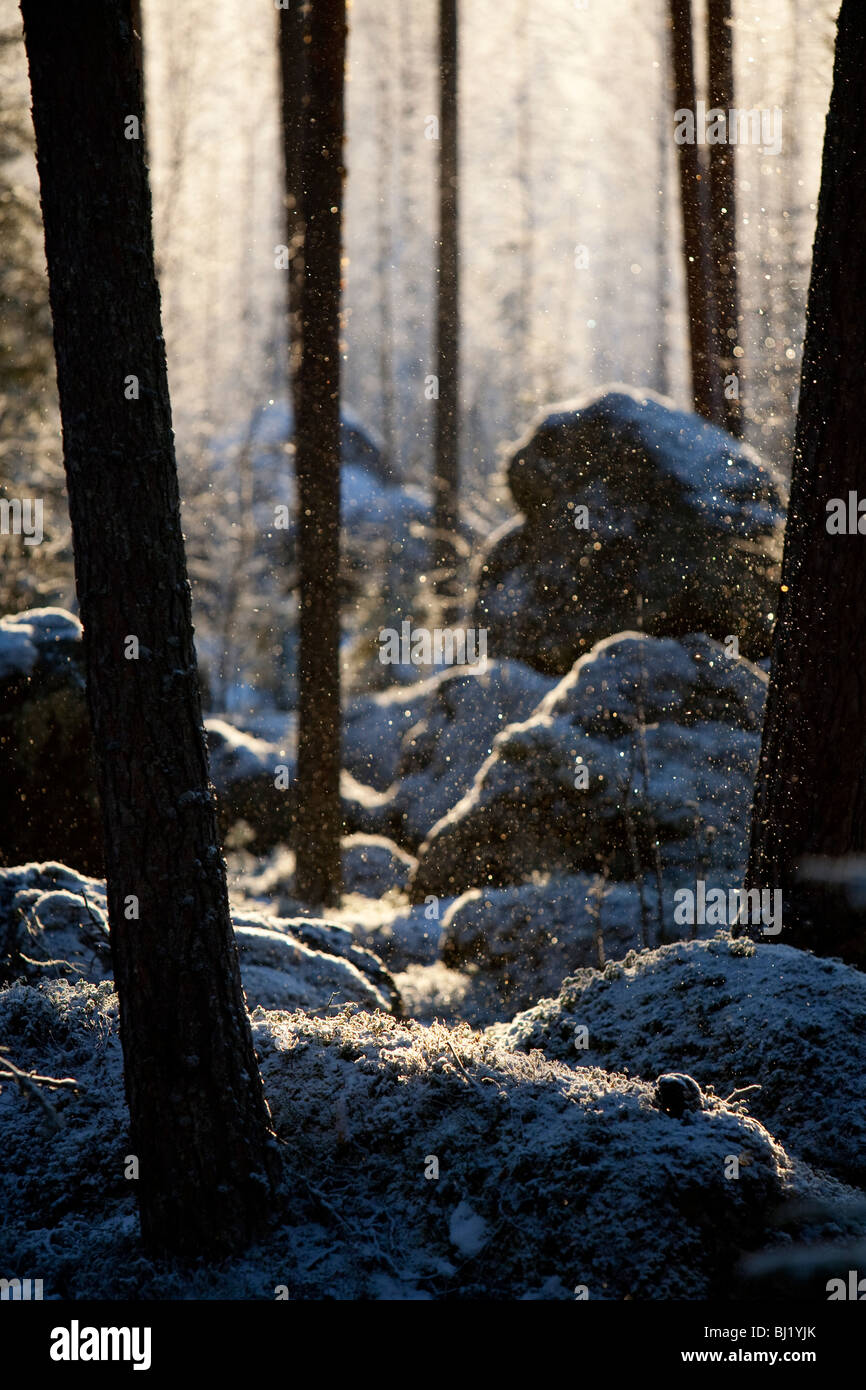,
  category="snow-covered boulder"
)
[205,718,296,851]
[244,834,417,908]
[0,863,399,1015]
[341,834,416,897]
[218,398,390,484]
[4,978,856,1299]
[411,631,765,909]
[0,609,101,874]
[343,658,554,843]
[487,933,866,1190]
[440,876,644,1013]
[473,386,786,674]
[205,720,401,852]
